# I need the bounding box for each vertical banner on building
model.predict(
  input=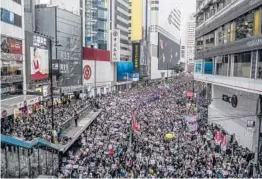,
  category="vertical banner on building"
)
[132,42,140,73]
[111,29,120,62]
